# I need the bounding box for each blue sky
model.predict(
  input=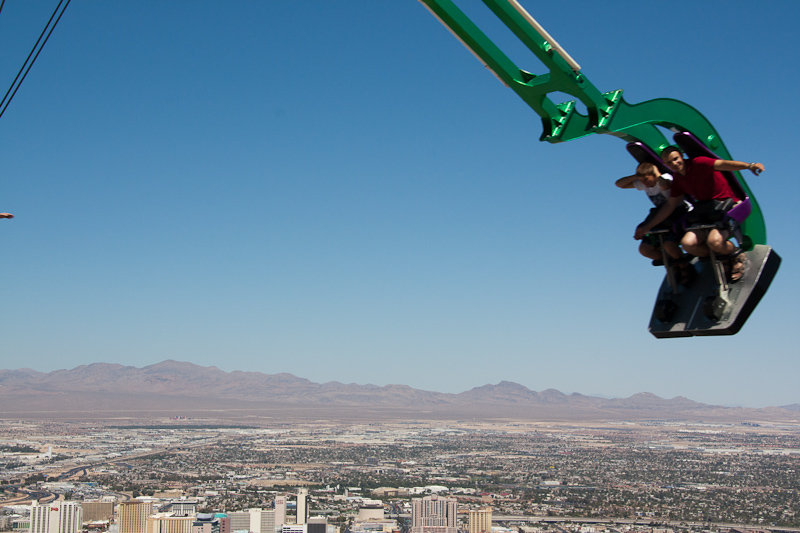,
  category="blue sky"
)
[1,1,798,408]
